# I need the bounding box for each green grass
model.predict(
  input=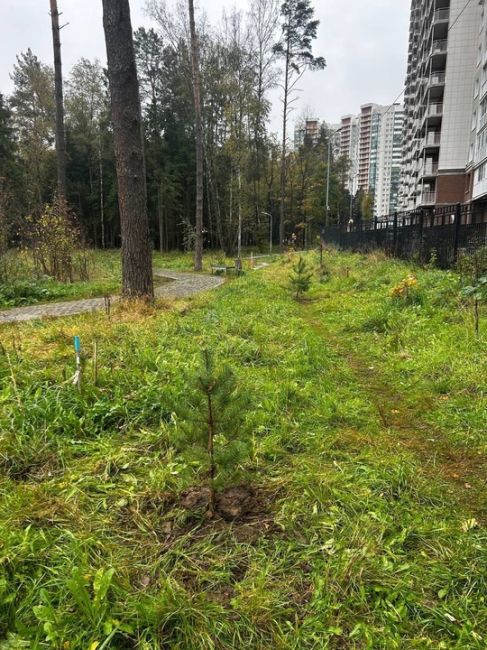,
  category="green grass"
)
[0,249,264,309]
[0,249,486,648]
[0,250,120,308]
